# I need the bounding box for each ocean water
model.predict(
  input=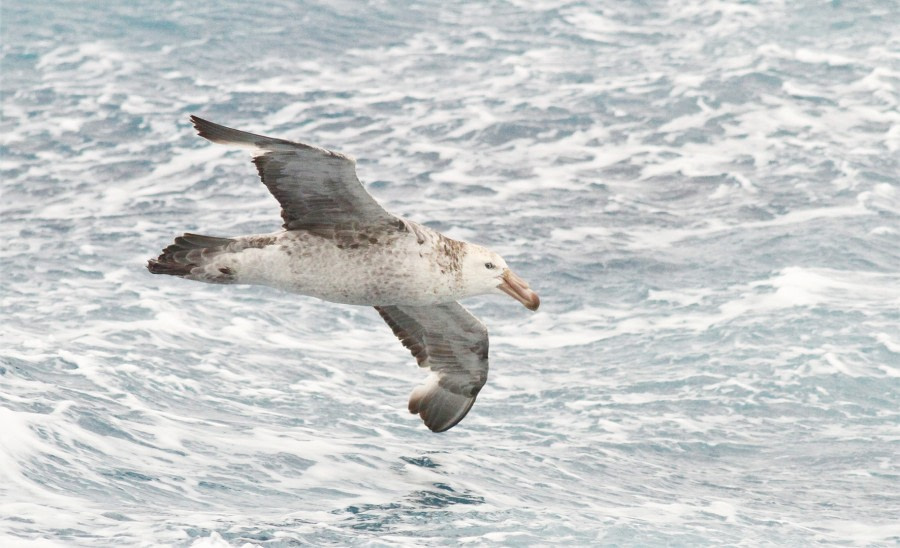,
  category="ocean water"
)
[2,0,899,545]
